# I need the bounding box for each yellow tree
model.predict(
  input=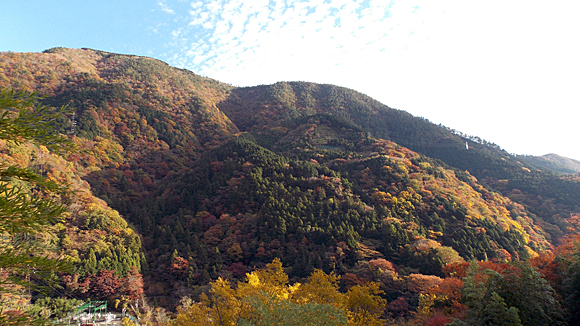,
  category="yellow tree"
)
[292,269,342,308]
[170,259,389,326]
[343,282,386,326]
[171,297,214,326]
